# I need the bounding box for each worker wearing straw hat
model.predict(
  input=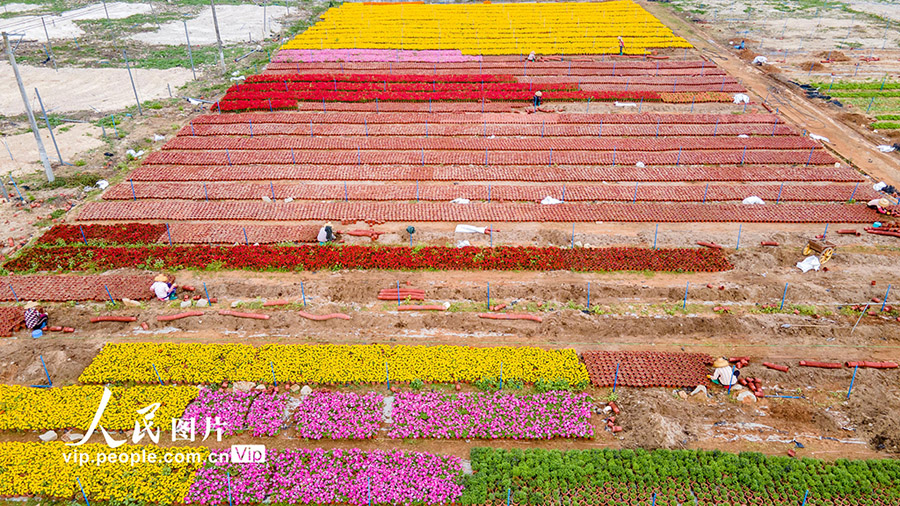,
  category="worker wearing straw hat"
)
[708,357,739,387]
[532,90,543,109]
[867,198,894,216]
[150,273,178,301]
